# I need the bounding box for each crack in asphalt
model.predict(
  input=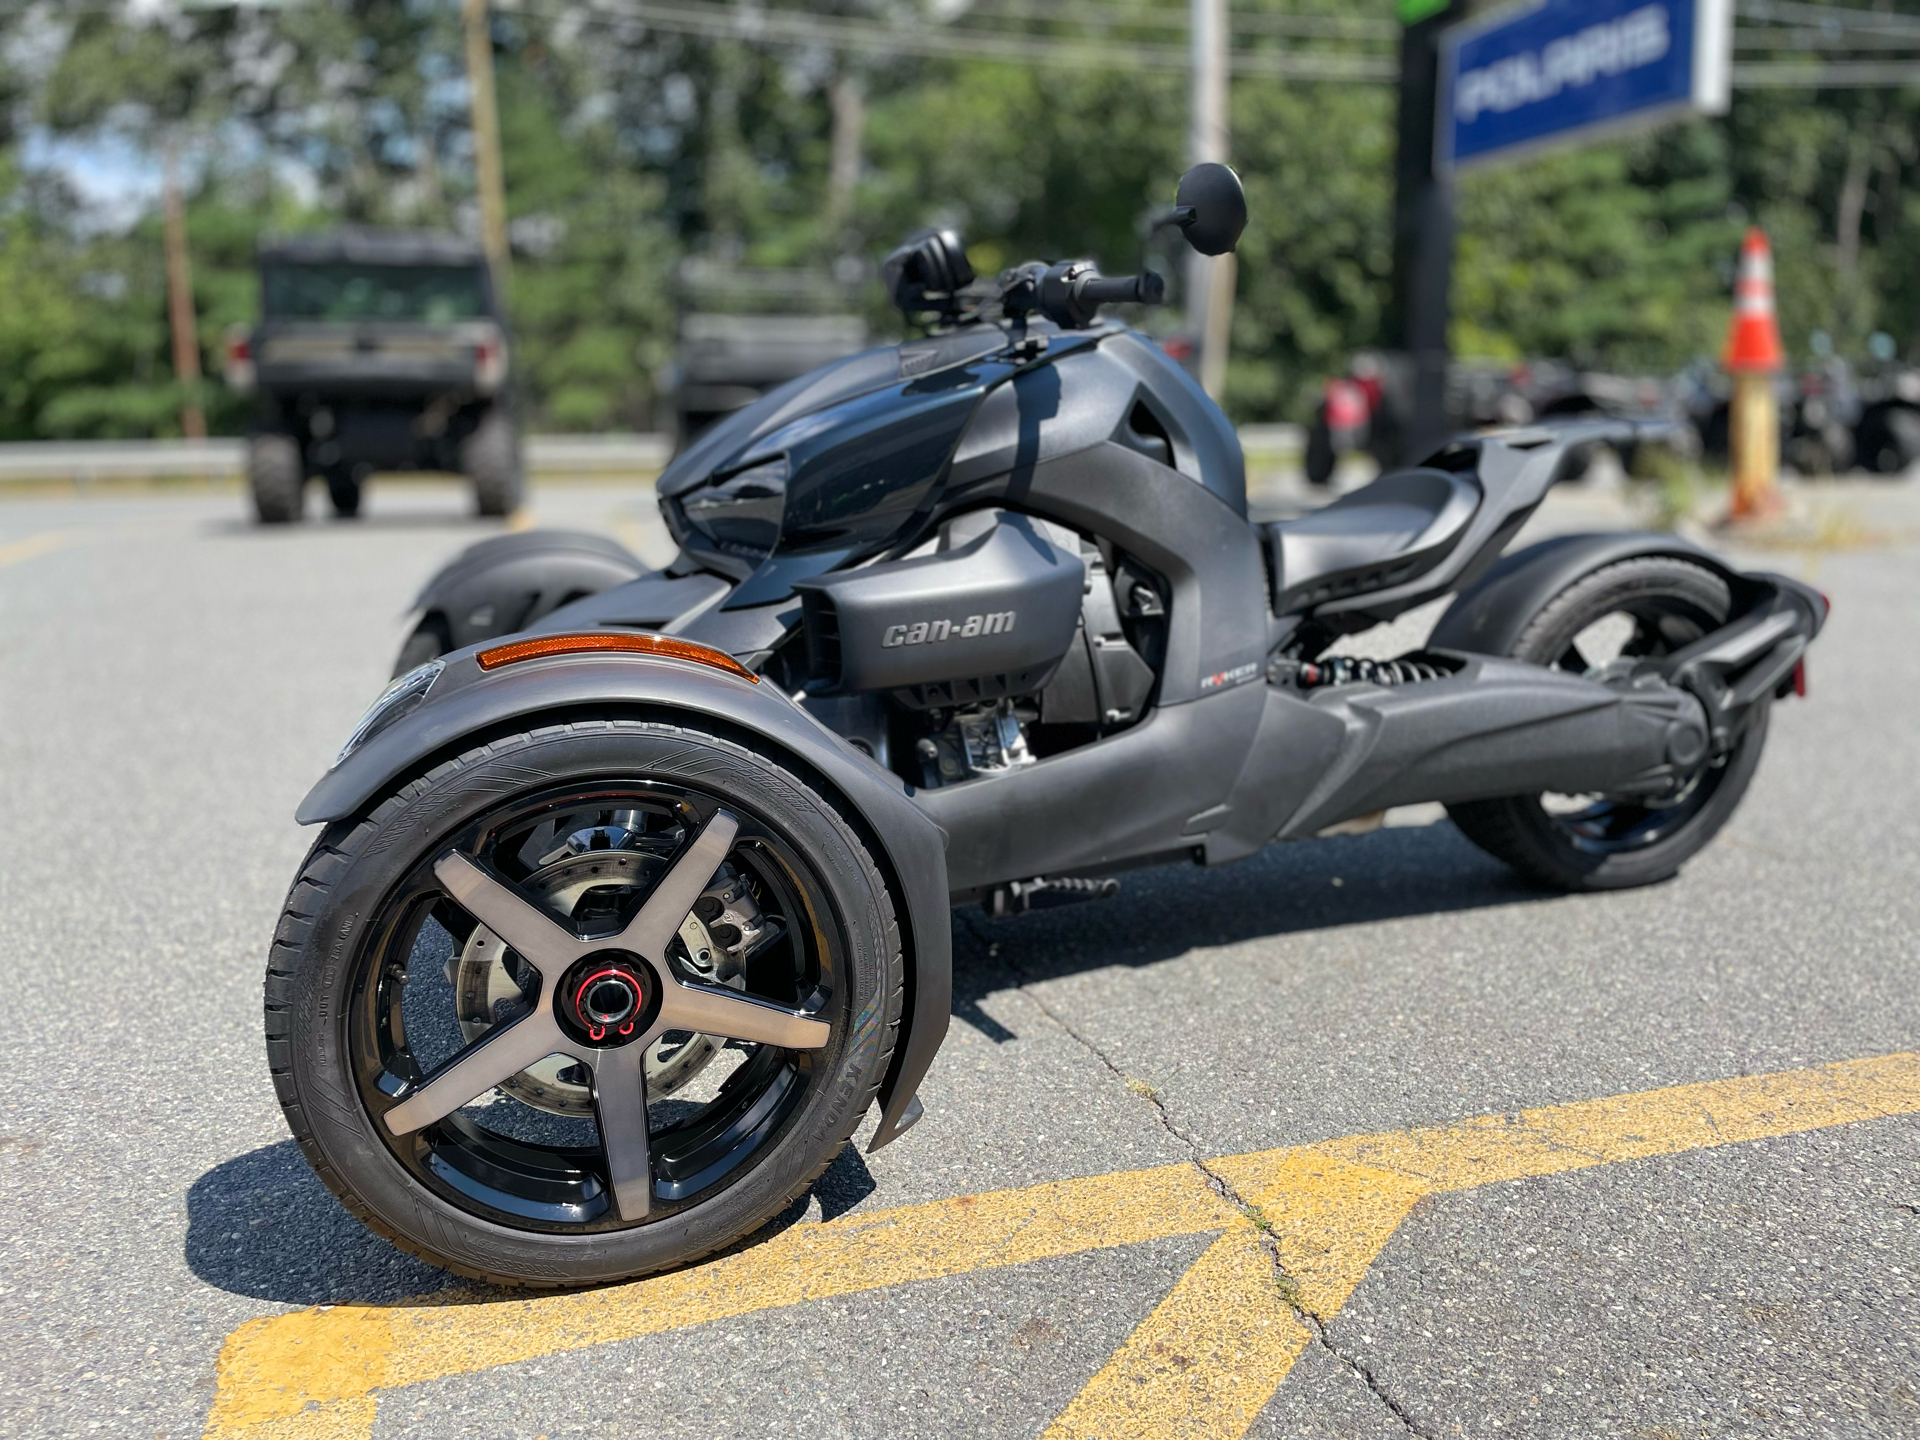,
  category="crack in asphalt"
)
[976,917,1442,1438]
